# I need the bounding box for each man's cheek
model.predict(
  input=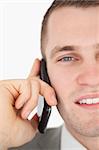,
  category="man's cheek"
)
[57,100,72,125]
